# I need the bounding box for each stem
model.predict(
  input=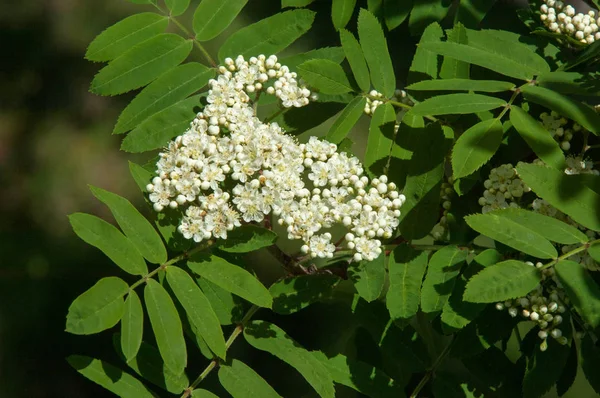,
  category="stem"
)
[129,240,214,292]
[153,3,217,67]
[181,305,260,397]
[495,87,522,121]
[540,238,600,270]
[410,338,454,398]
